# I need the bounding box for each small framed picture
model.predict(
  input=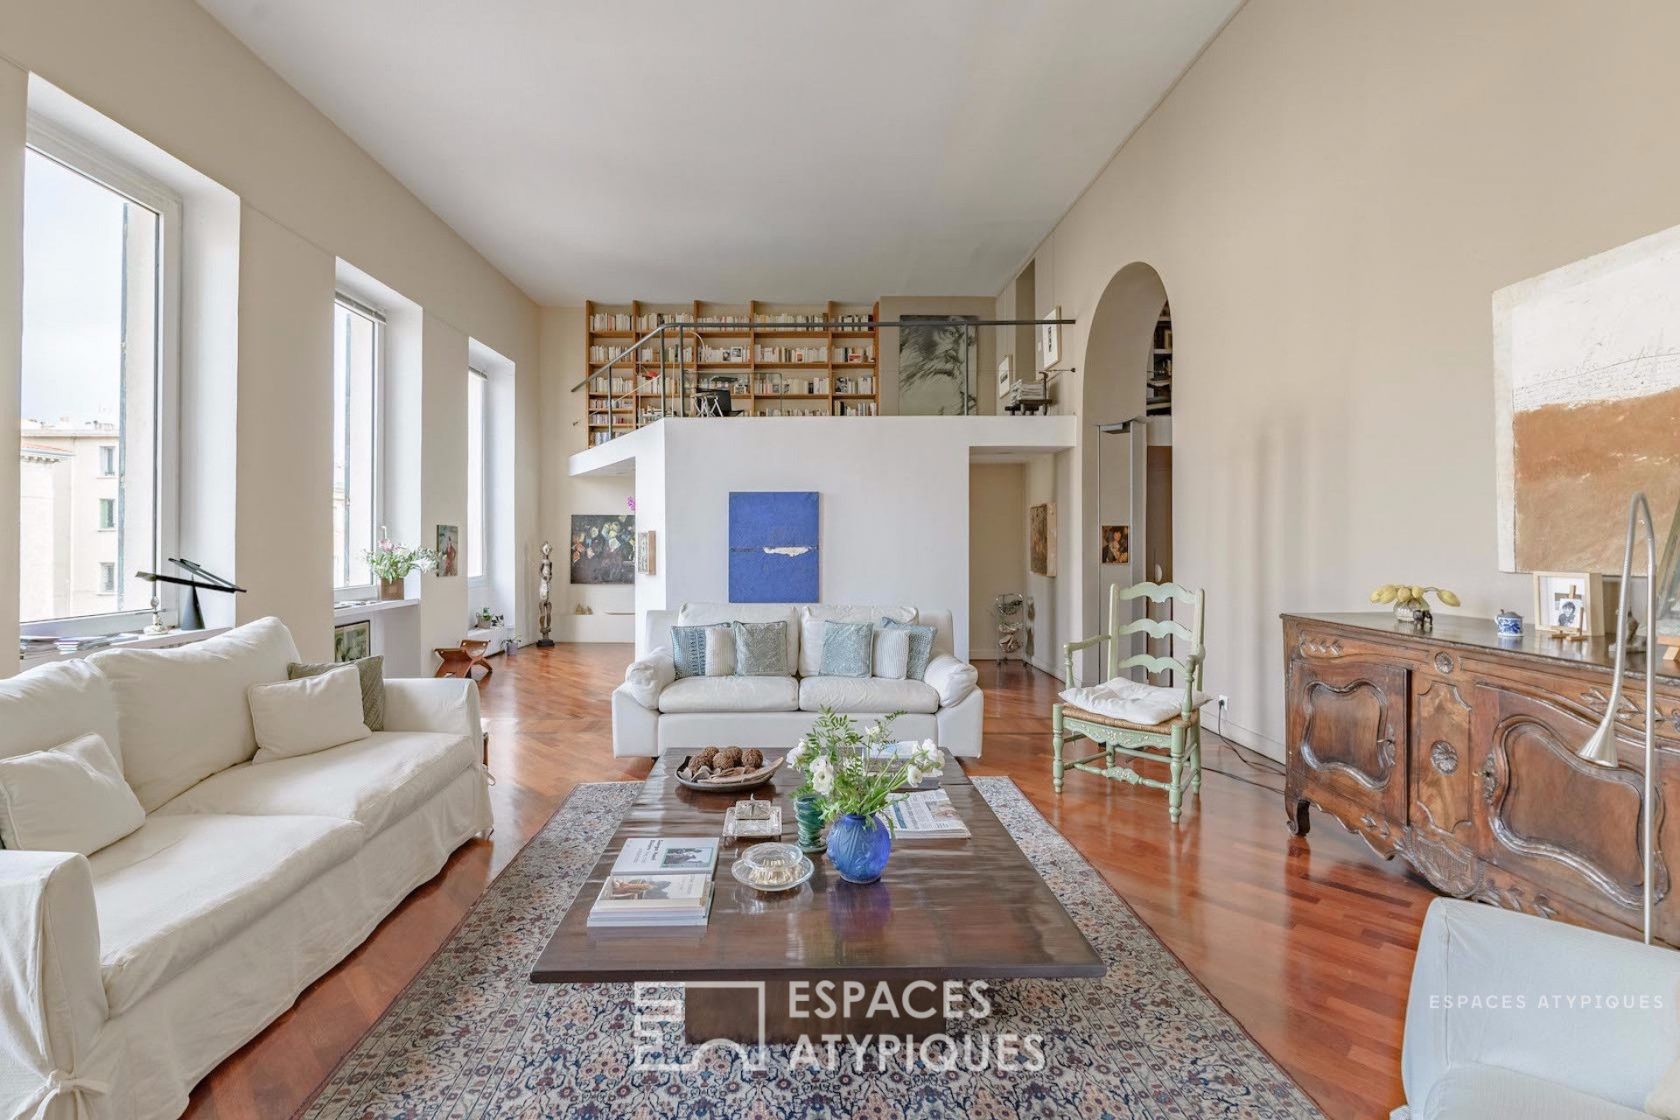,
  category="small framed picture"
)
[1100,525,1130,565]
[1038,305,1062,372]
[996,353,1014,397]
[334,620,371,662]
[1532,571,1606,636]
